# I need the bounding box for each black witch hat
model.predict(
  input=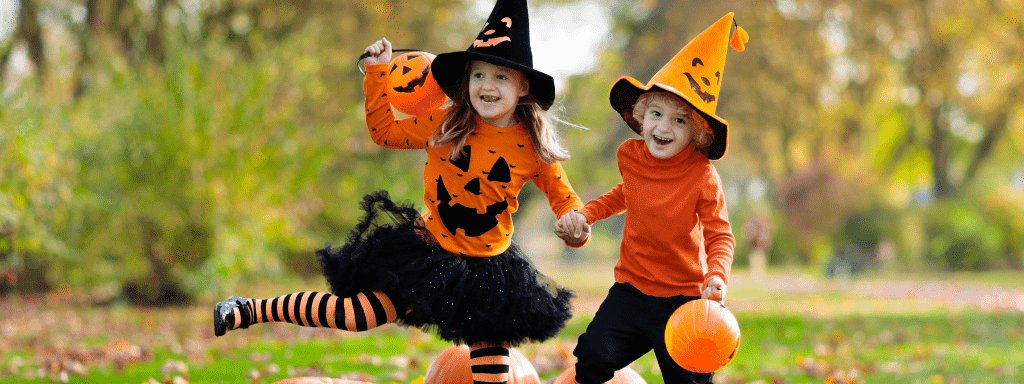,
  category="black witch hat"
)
[430,0,556,110]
